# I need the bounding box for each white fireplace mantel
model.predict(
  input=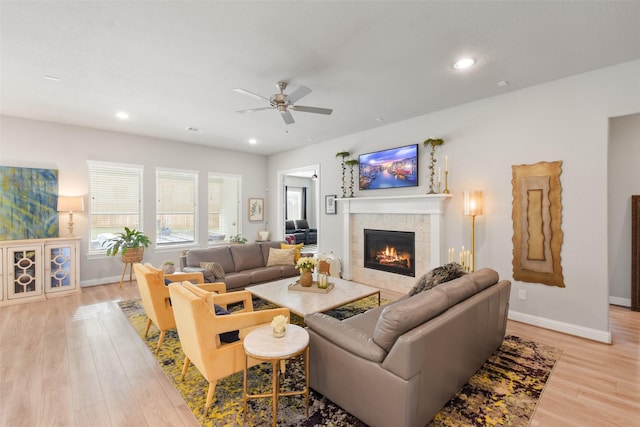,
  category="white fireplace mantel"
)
[337,194,452,280]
